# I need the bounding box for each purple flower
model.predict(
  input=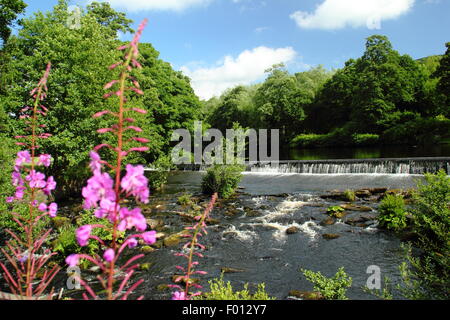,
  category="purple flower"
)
[26,170,47,189]
[38,203,47,212]
[15,151,31,167]
[66,254,80,267]
[76,225,92,247]
[89,151,102,173]
[94,198,117,220]
[11,171,23,187]
[120,164,149,203]
[103,248,115,262]
[14,186,26,200]
[126,238,138,248]
[117,207,147,232]
[82,172,115,209]
[172,291,186,300]
[38,154,51,167]
[48,202,58,217]
[142,231,156,245]
[43,176,56,195]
